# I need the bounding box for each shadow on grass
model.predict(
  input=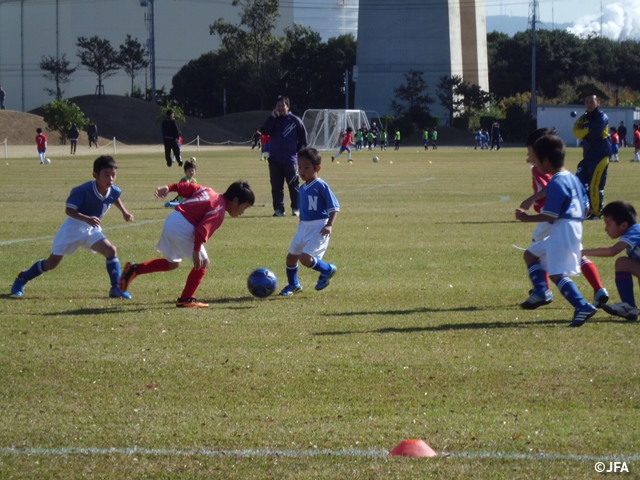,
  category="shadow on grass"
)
[436,221,516,225]
[37,306,152,316]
